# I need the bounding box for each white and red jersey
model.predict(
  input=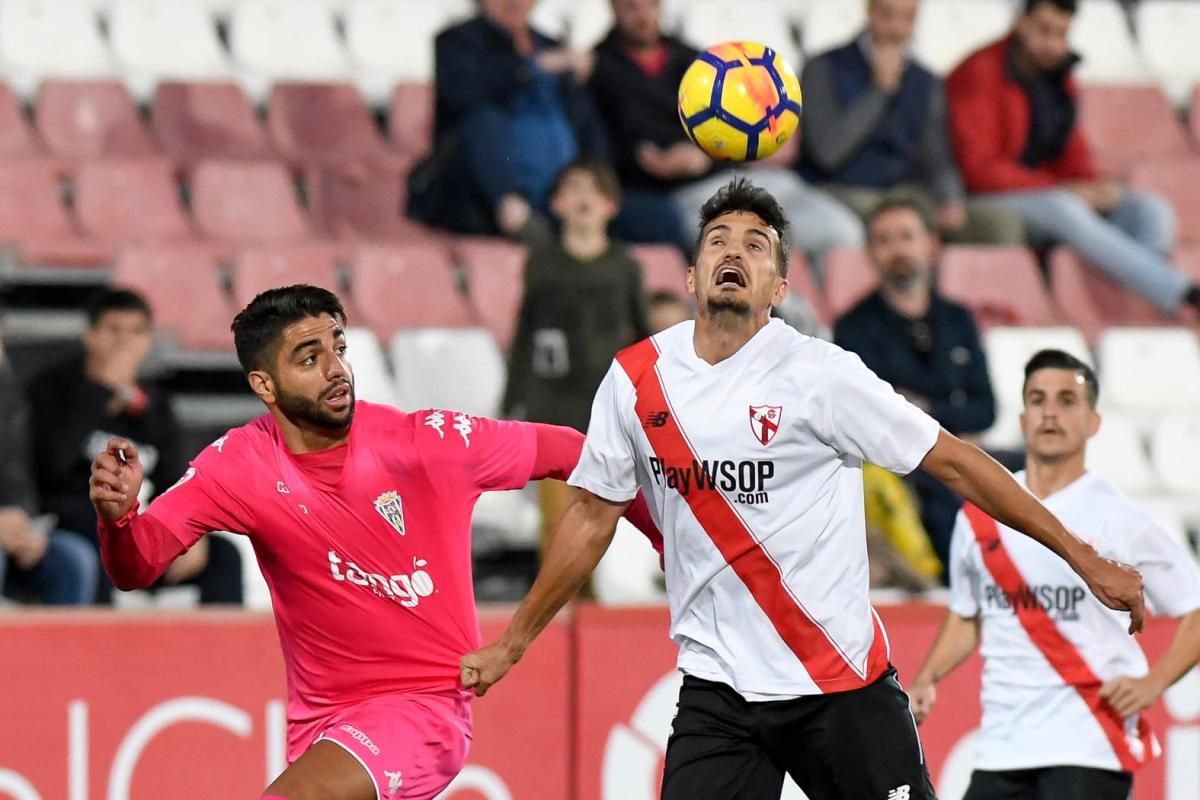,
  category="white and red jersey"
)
[141,402,536,759]
[949,471,1200,772]
[569,319,940,697]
